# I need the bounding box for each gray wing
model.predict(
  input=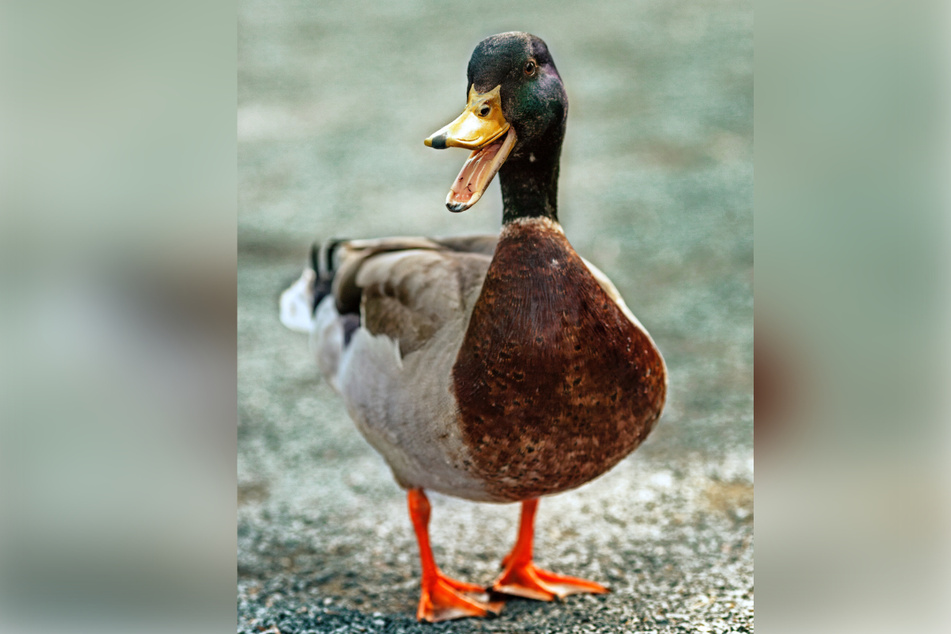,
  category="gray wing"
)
[326,235,496,356]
